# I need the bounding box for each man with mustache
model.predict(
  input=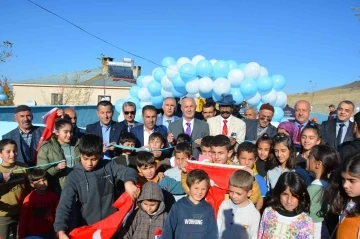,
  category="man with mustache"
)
[2,105,62,166]
[244,103,277,142]
[207,94,245,147]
